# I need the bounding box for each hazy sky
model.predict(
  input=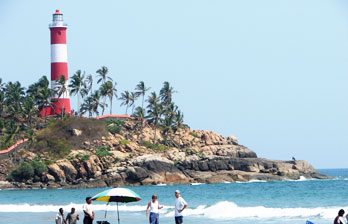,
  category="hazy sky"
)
[0,0,347,168]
